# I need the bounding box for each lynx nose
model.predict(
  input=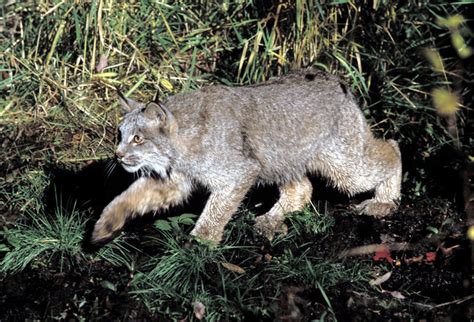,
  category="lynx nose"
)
[116,150,125,160]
